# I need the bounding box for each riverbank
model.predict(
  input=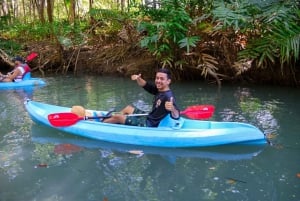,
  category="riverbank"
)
[1,40,300,86]
[16,40,159,80]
